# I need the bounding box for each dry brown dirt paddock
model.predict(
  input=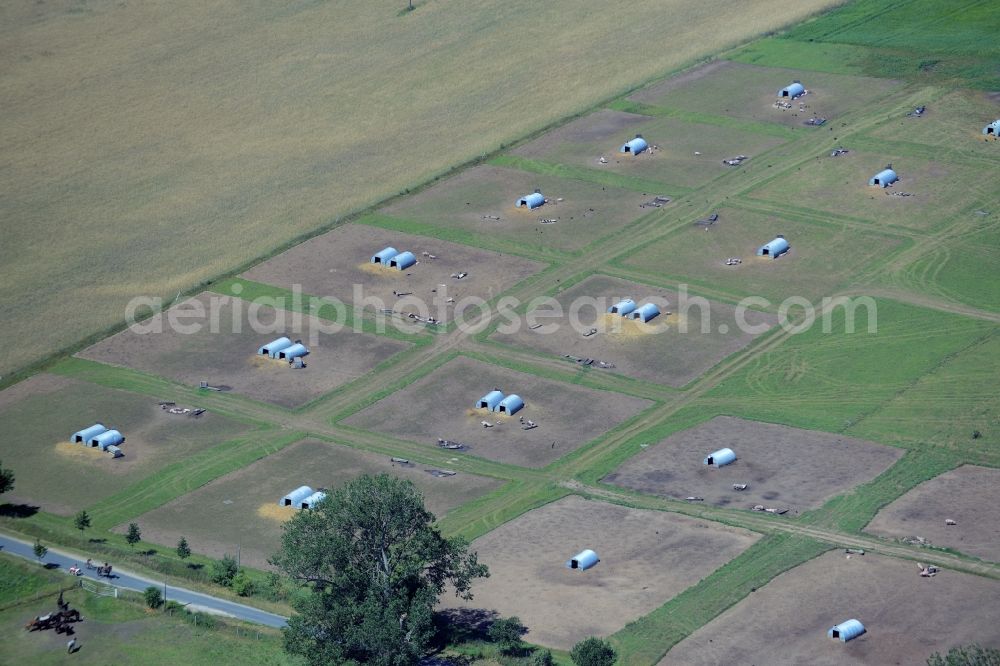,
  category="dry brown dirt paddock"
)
[127,438,502,570]
[380,164,653,253]
[0,374,252,515]
[241,223,544,321]
[490,274,777,388]
[343,356,652,468]
[661,550,1000,666]
[604,416,902,514]
[77,293,410,409]
[865,465,1000,563]
[440,495,759,651]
